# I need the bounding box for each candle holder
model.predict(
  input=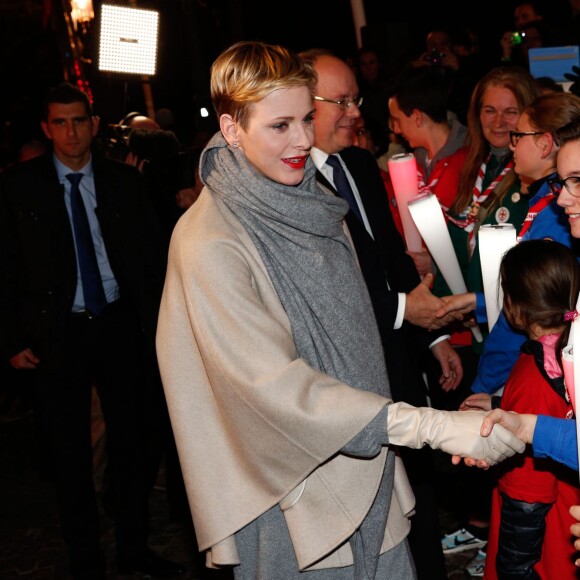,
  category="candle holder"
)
[408,192,483,343]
